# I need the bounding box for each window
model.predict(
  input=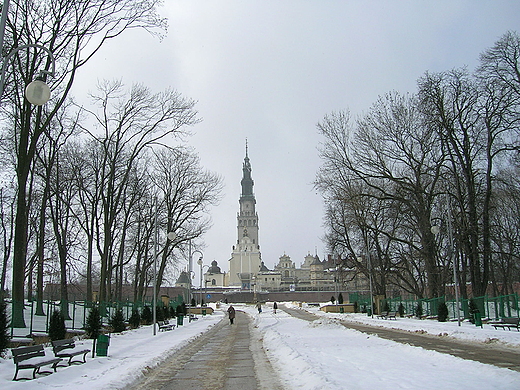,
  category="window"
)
[212,279,216,285]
